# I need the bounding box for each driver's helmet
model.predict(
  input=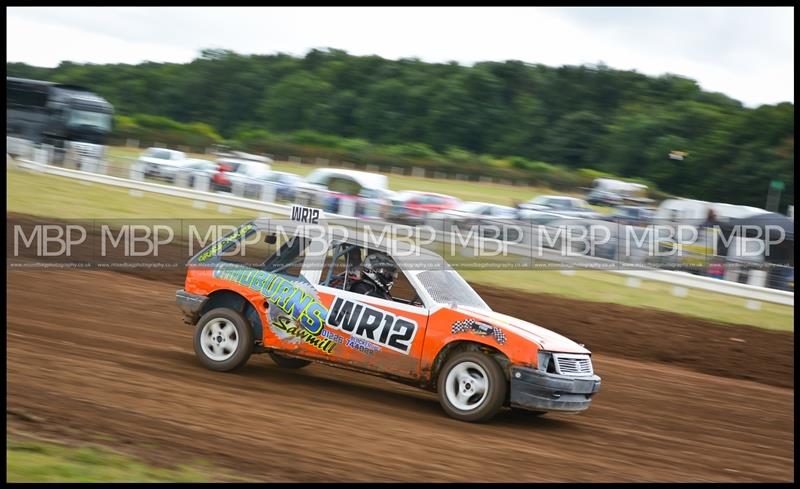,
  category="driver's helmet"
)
[361,252,399,293]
